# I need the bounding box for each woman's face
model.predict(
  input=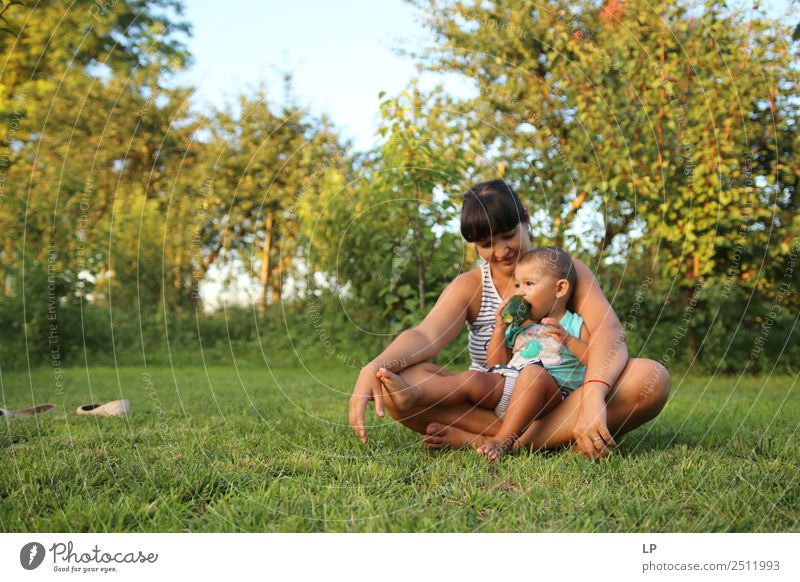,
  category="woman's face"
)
[474,223,530,274]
